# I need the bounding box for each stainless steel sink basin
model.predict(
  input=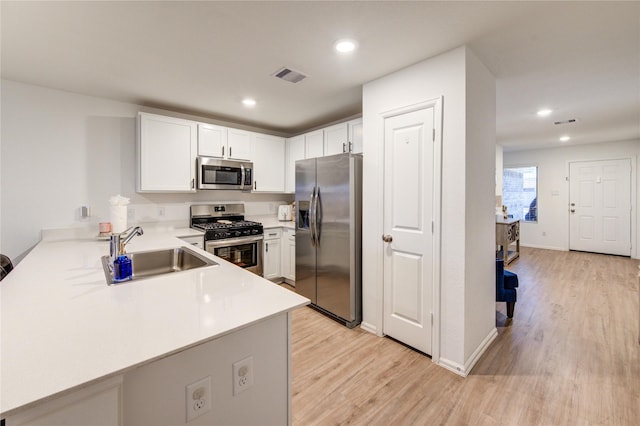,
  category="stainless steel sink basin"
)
[101,246,218,285]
